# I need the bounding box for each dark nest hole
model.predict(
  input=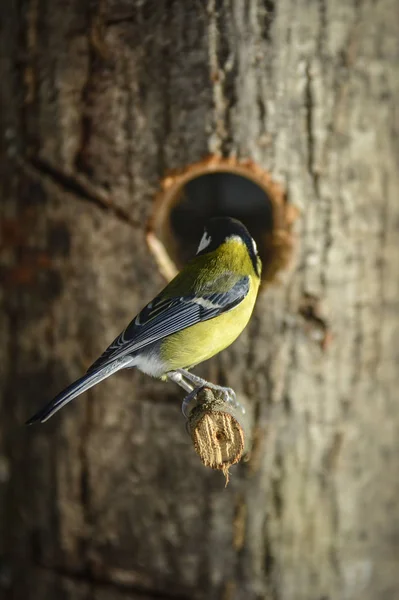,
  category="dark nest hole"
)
[147,158,296,286]
[170,172,273,267]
